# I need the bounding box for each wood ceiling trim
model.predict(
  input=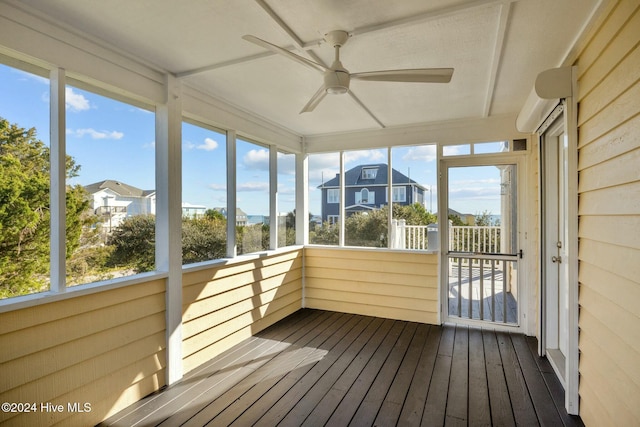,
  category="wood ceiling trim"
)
[482,1,512,117]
